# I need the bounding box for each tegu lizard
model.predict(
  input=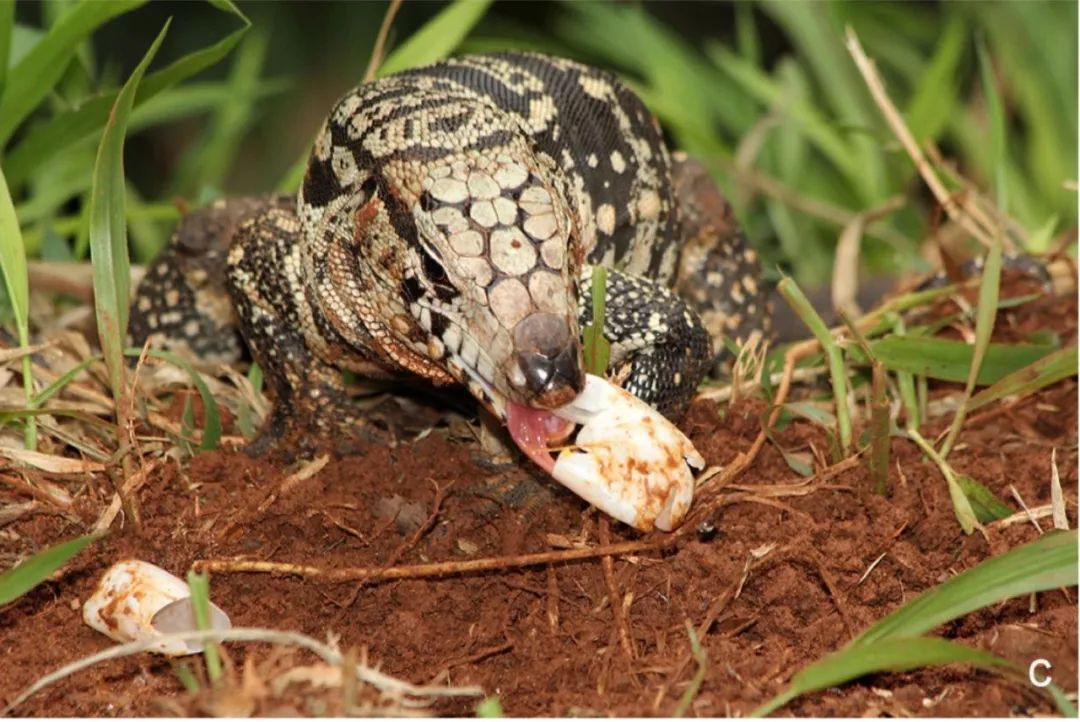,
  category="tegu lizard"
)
[129,52,769,455]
